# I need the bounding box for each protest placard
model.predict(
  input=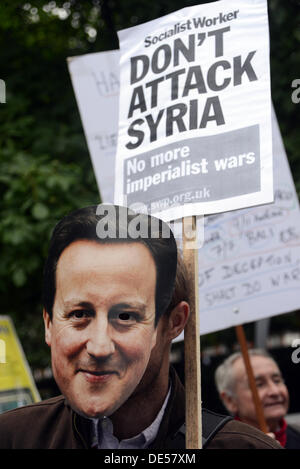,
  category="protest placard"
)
[67,50,120,204]
[115,0,272,222]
